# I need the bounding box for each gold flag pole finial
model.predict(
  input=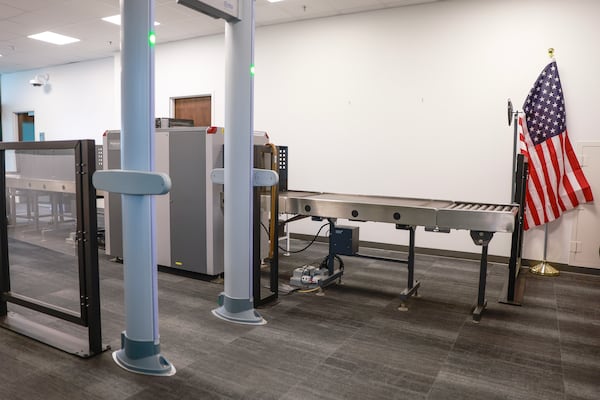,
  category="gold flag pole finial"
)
[548,48,555,59]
